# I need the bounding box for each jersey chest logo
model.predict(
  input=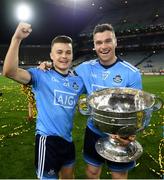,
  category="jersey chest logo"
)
[54,90,76,108]
[102,71,110,80]
[51,77,59,83]
[113,75,122,83]
[72,82,79,90]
